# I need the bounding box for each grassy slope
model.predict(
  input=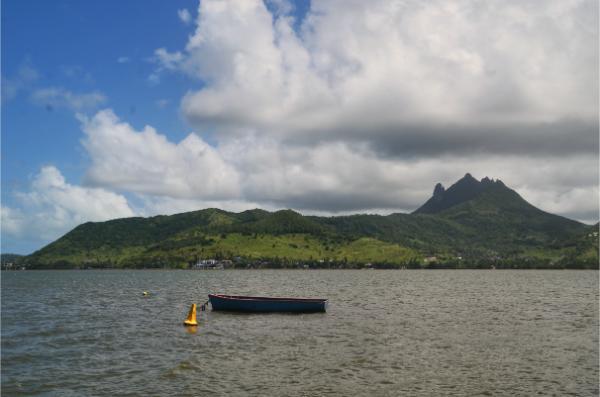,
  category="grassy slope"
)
[27,231,420,268]
[433,185,588,259]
